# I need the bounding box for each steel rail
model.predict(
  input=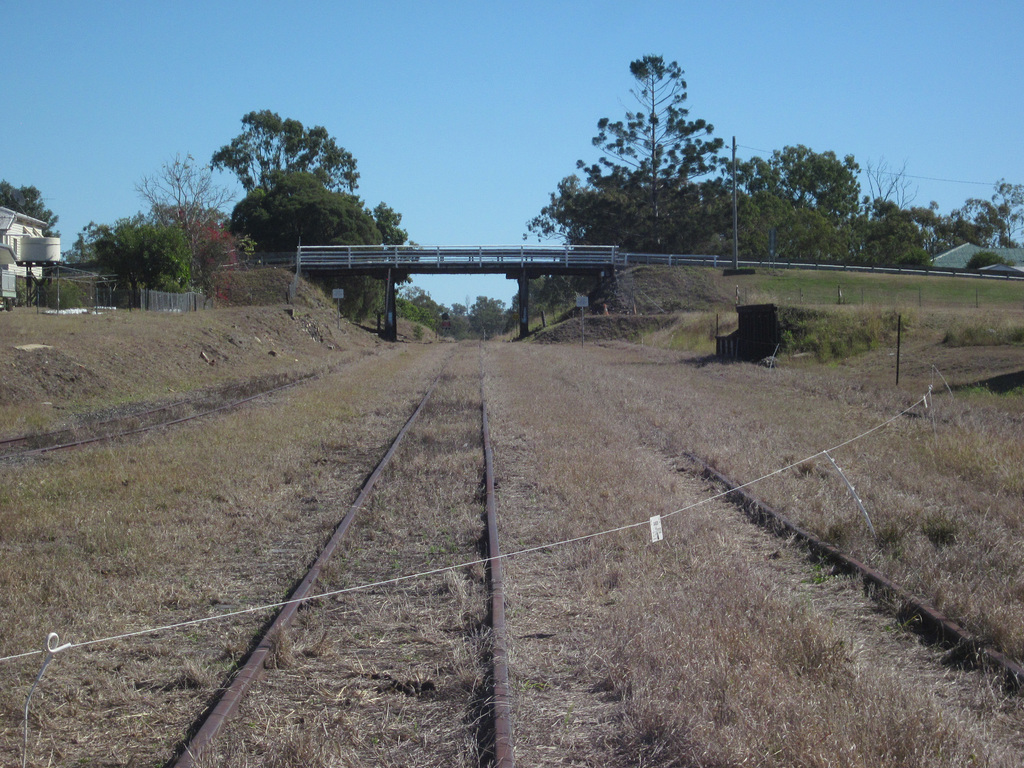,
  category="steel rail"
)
[3,375,315,459]
[0,390,217,452]
[682,452,1024,690]
[481,352,515,768]
[172,368,446,767]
